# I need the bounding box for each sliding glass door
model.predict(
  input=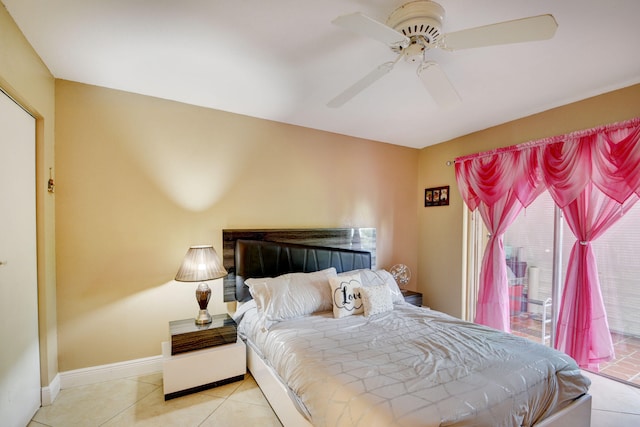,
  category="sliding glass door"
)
[478,191,640,386]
